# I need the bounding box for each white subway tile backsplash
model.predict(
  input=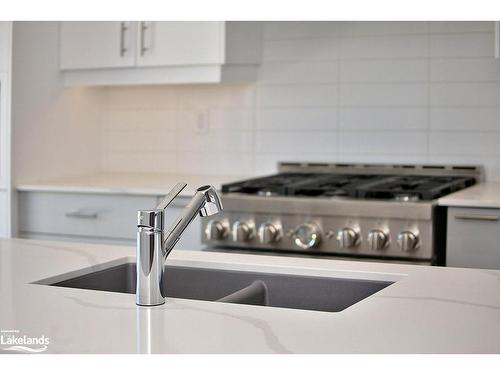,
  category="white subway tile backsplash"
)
[340,83,427,107]
[104,110,176,132]
[430,108,500,131]
[208,109,254,130]
[256,108,337,131]
[430,58,500,82]
[429,33,494,57]
[340,108,427,130]
[107,86,179,111]
[178,84,255,109]
[258,61,339,84]
[178,109,254,131]
[257,84,338,107]
[340,59,428,82]
[339,131,427,155]
[103,151,178,174]
[340,22,429,36]
[264,22,342,39]
[103,129,177,153]
[103,111,177,152]
[101,22,500,181]
[176,129,254,153]
[430,83,500,107]
[176,152,254,176]
[430,132,500,156]
[429,21,493,34]
[340,35,428,59]
[255,131,337,153]
[263,38,340,62]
